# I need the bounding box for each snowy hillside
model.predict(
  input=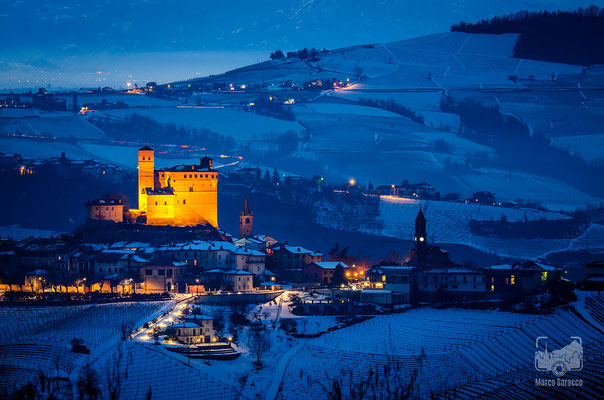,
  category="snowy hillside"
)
[278,307,603,399]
